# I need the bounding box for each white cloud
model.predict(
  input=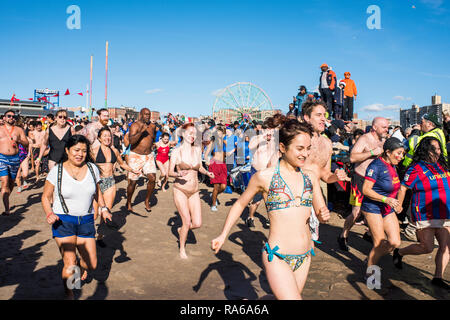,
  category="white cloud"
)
[363,103,400,112]
[145,88,163,94]
[393,96,412,101]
